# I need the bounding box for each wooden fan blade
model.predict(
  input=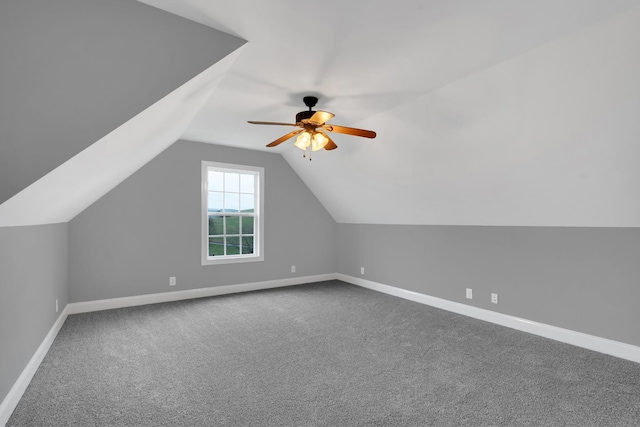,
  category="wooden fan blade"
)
[266,129,303,147]
[248,121,299,127]
[324,135,338,151]
[324,124,376,139]
[314,130,338,150]
[308,110,335,126]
